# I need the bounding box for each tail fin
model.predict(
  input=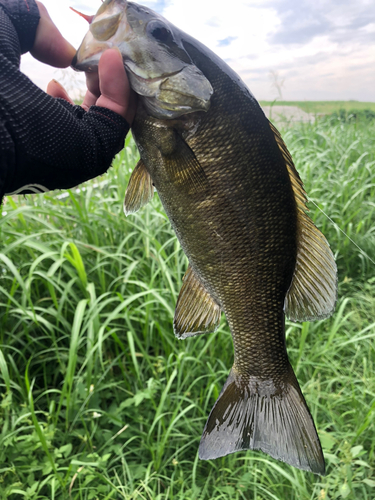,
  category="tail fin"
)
[199,366,325,475]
